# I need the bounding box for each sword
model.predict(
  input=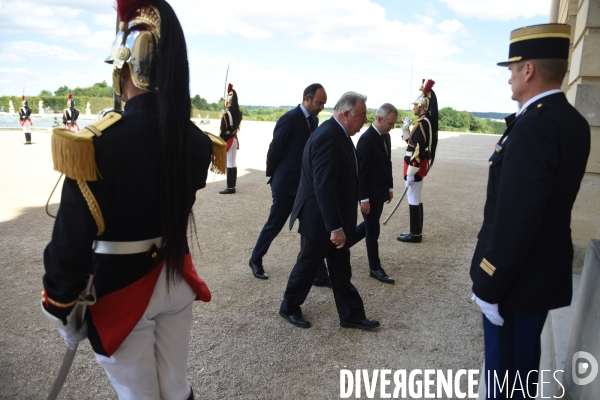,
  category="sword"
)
[383,186,408,225]
[46,275,95,400]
